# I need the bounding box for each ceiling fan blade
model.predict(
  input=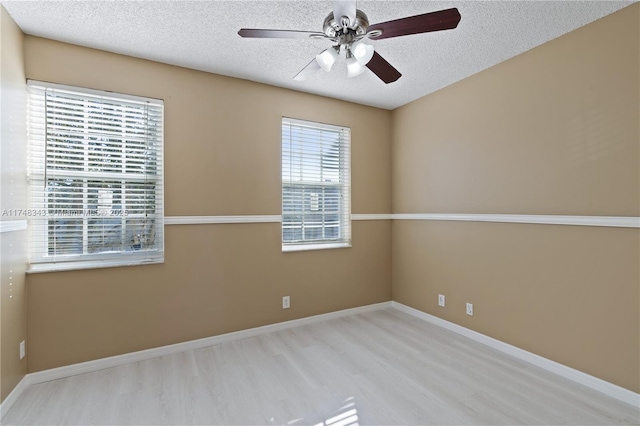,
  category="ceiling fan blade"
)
[332,1,357,27]
[368,8,461,40]
[293,58,322,81]
[365,51,401,84]
[238,29,326,39]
